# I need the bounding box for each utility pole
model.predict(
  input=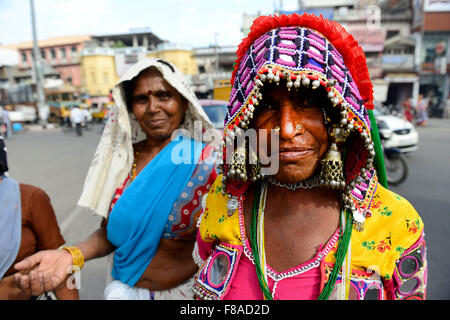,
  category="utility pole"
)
[30,0,48,128]
[214,32,219,73]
